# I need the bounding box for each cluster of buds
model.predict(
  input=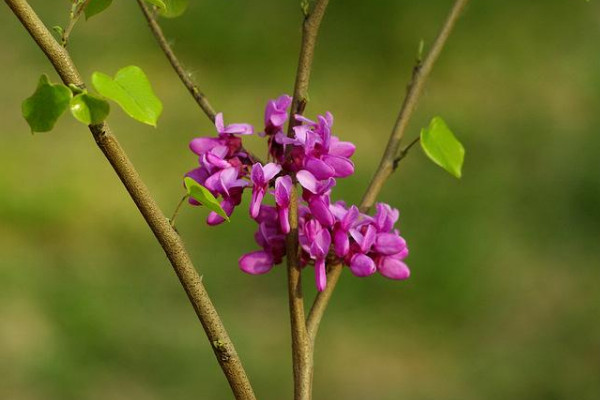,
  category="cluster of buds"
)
[185,95,410,290]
